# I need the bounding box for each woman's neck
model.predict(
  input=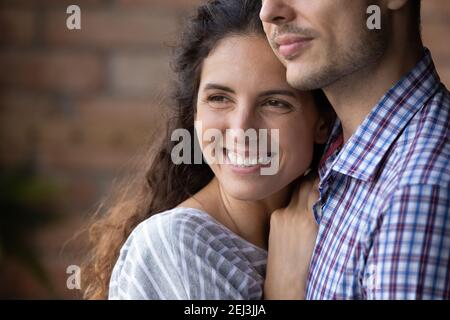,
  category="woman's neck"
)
[181,178,292,250]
